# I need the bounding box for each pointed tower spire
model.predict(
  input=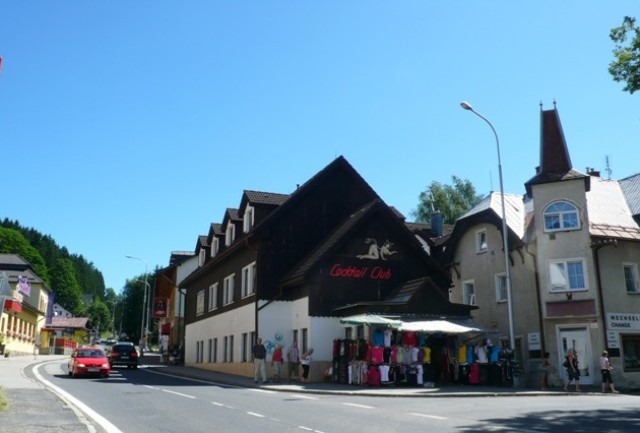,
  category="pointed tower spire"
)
[524,103,588,197]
